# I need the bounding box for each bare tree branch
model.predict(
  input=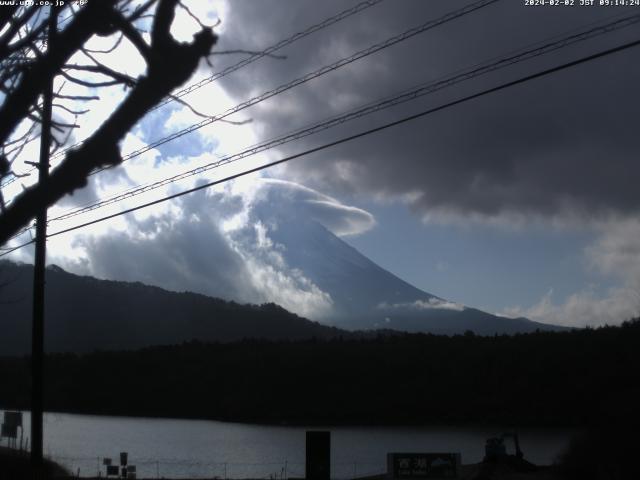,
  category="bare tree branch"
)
[82,33,124,55]
[0,6,40,61]
[0,0,218,245]
[0,14,48,61]
[63,63,137,87]
[54,93,100,101]
[59,69,126,88]
[111,9,153,62]
[127,0,157,23]
[178,1,217,30]
[53,104,90,116]
[0,1,119,146]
